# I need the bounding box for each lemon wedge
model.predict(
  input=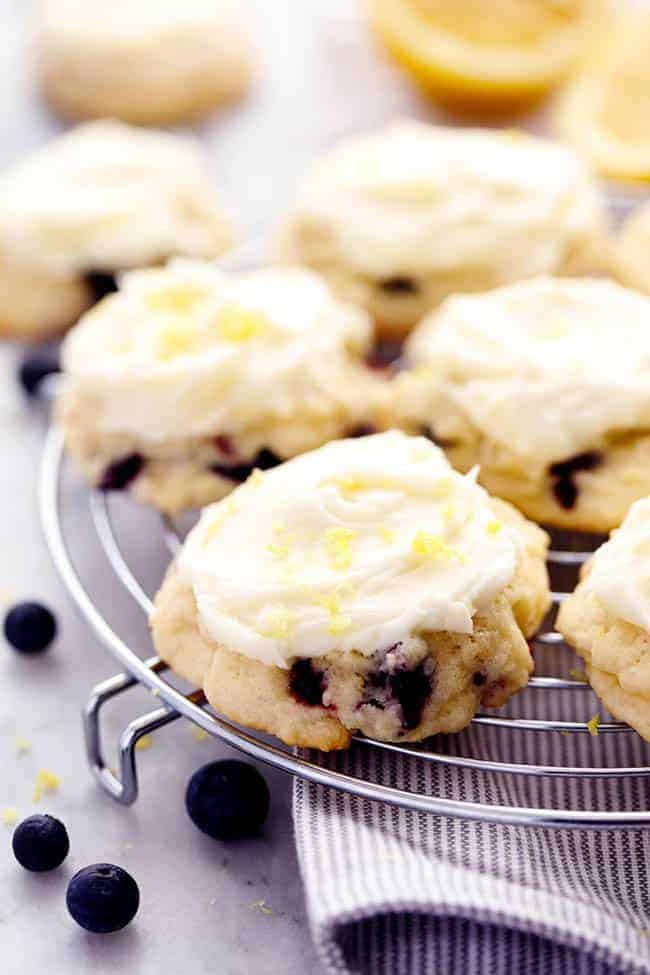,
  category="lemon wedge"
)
[367,0,606,111]
[554,11,650,180]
